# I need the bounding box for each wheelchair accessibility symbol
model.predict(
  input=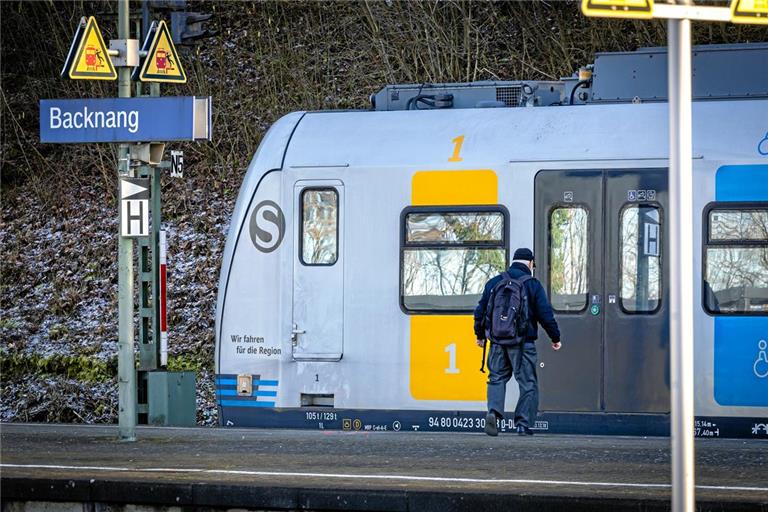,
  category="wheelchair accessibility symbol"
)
[759,132,768,156]
[754,339,768,379]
